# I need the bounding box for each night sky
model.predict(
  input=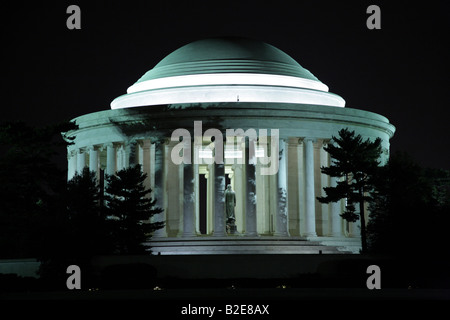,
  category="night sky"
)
[3,1,450,170]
